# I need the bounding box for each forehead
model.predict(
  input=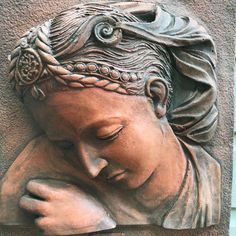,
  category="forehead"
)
[42,88,147,114]
[26,88,153,133]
